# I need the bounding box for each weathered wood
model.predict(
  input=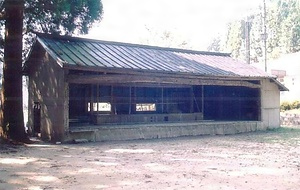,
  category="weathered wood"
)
[161,88,164,113]
[96,84,99,111]
[129,86,132,114]
[67,74,260,88]
[202,85,204,116]
[190,87,194,113]
[90,84,94,114]
[64,64,263,81]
